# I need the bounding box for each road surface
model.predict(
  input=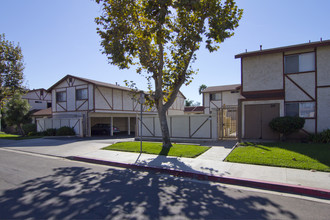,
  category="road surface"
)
[0,148,329,219]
